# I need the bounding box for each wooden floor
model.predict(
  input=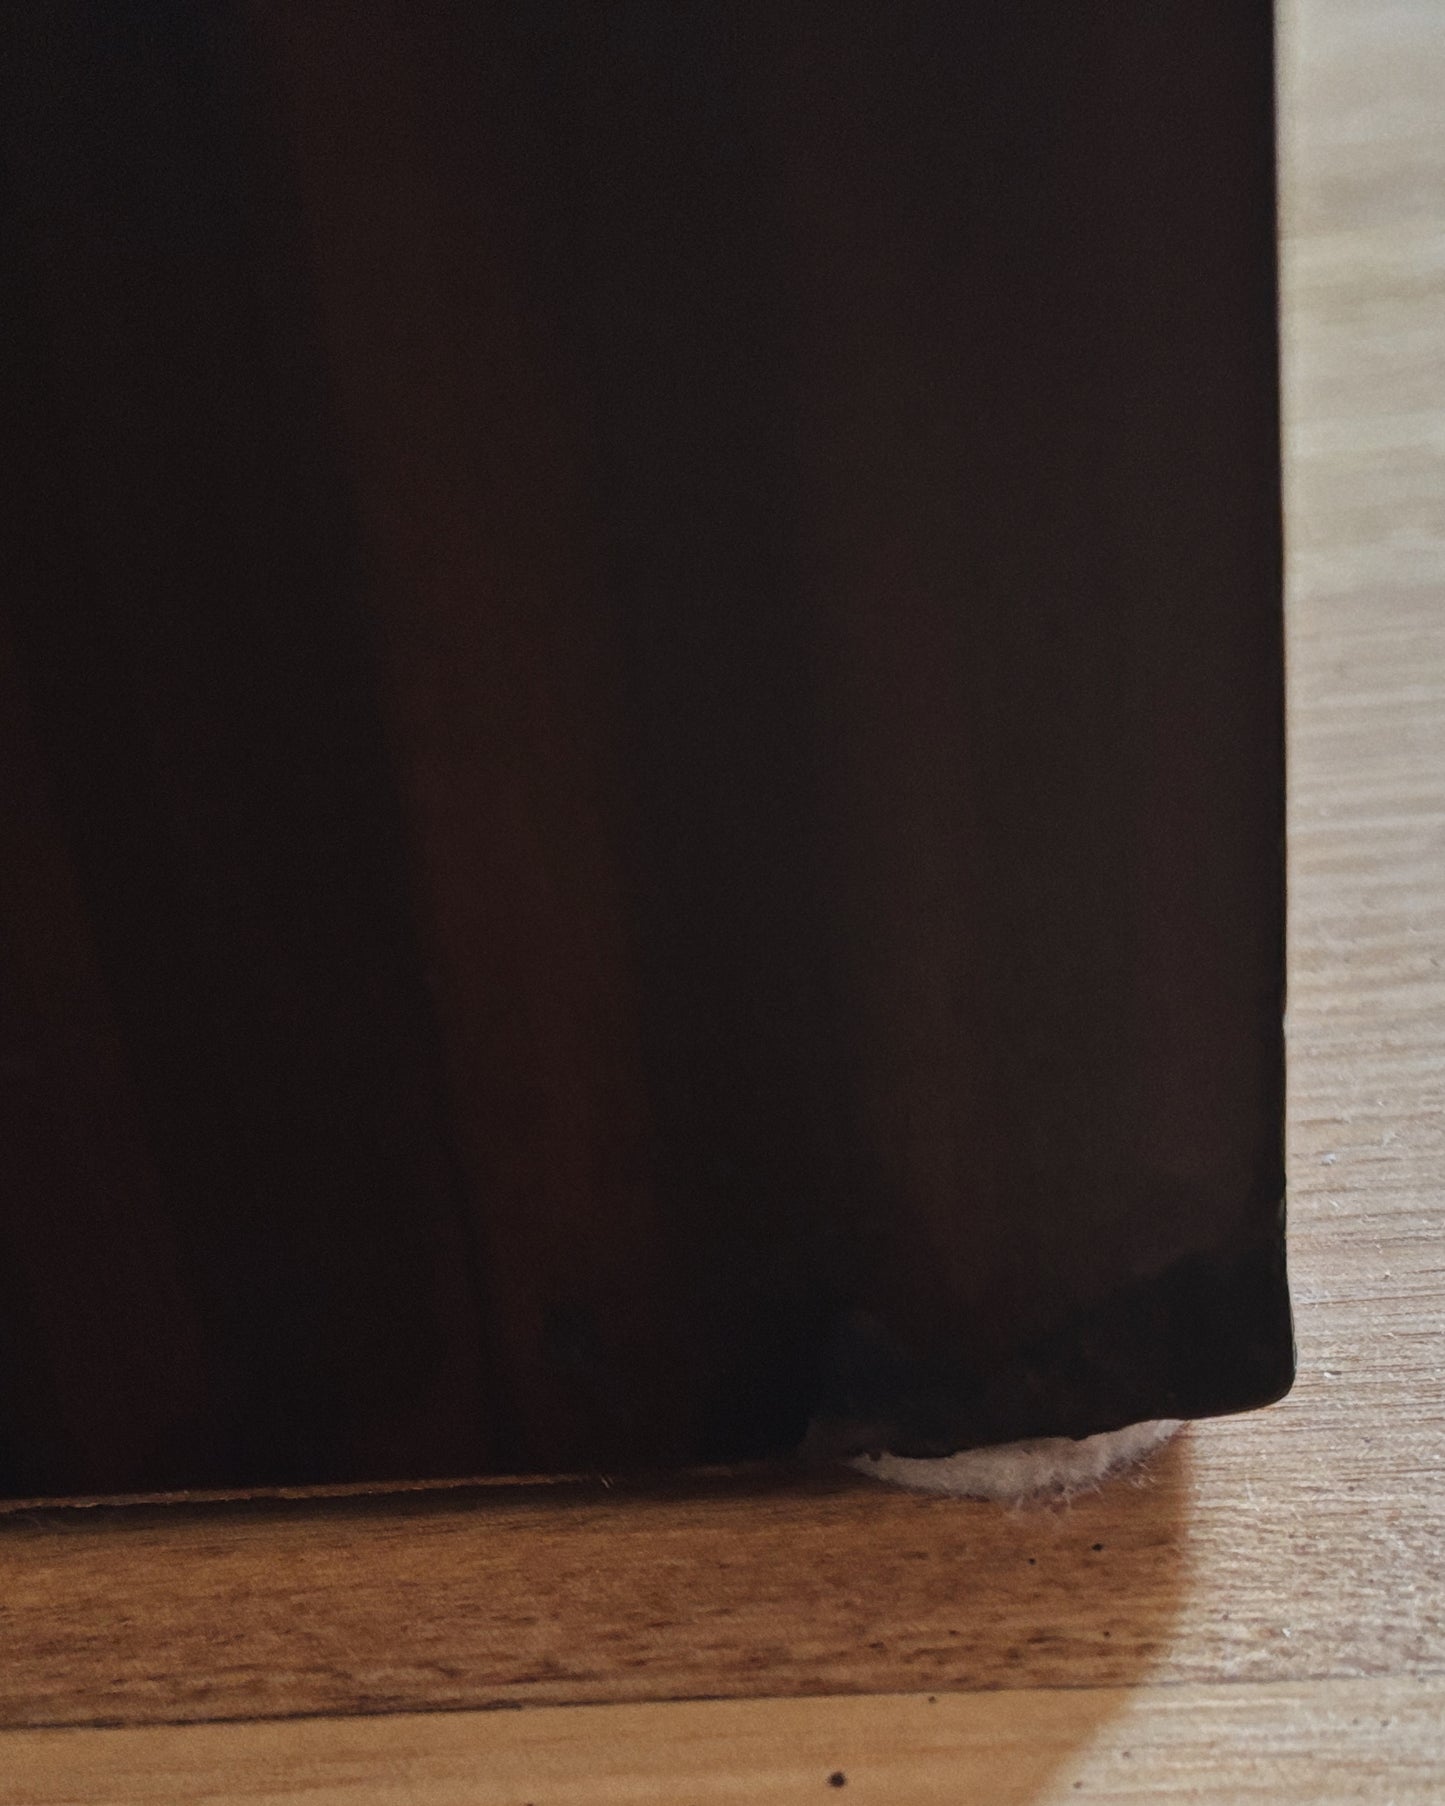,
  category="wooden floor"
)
[4,1,1443,1798]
